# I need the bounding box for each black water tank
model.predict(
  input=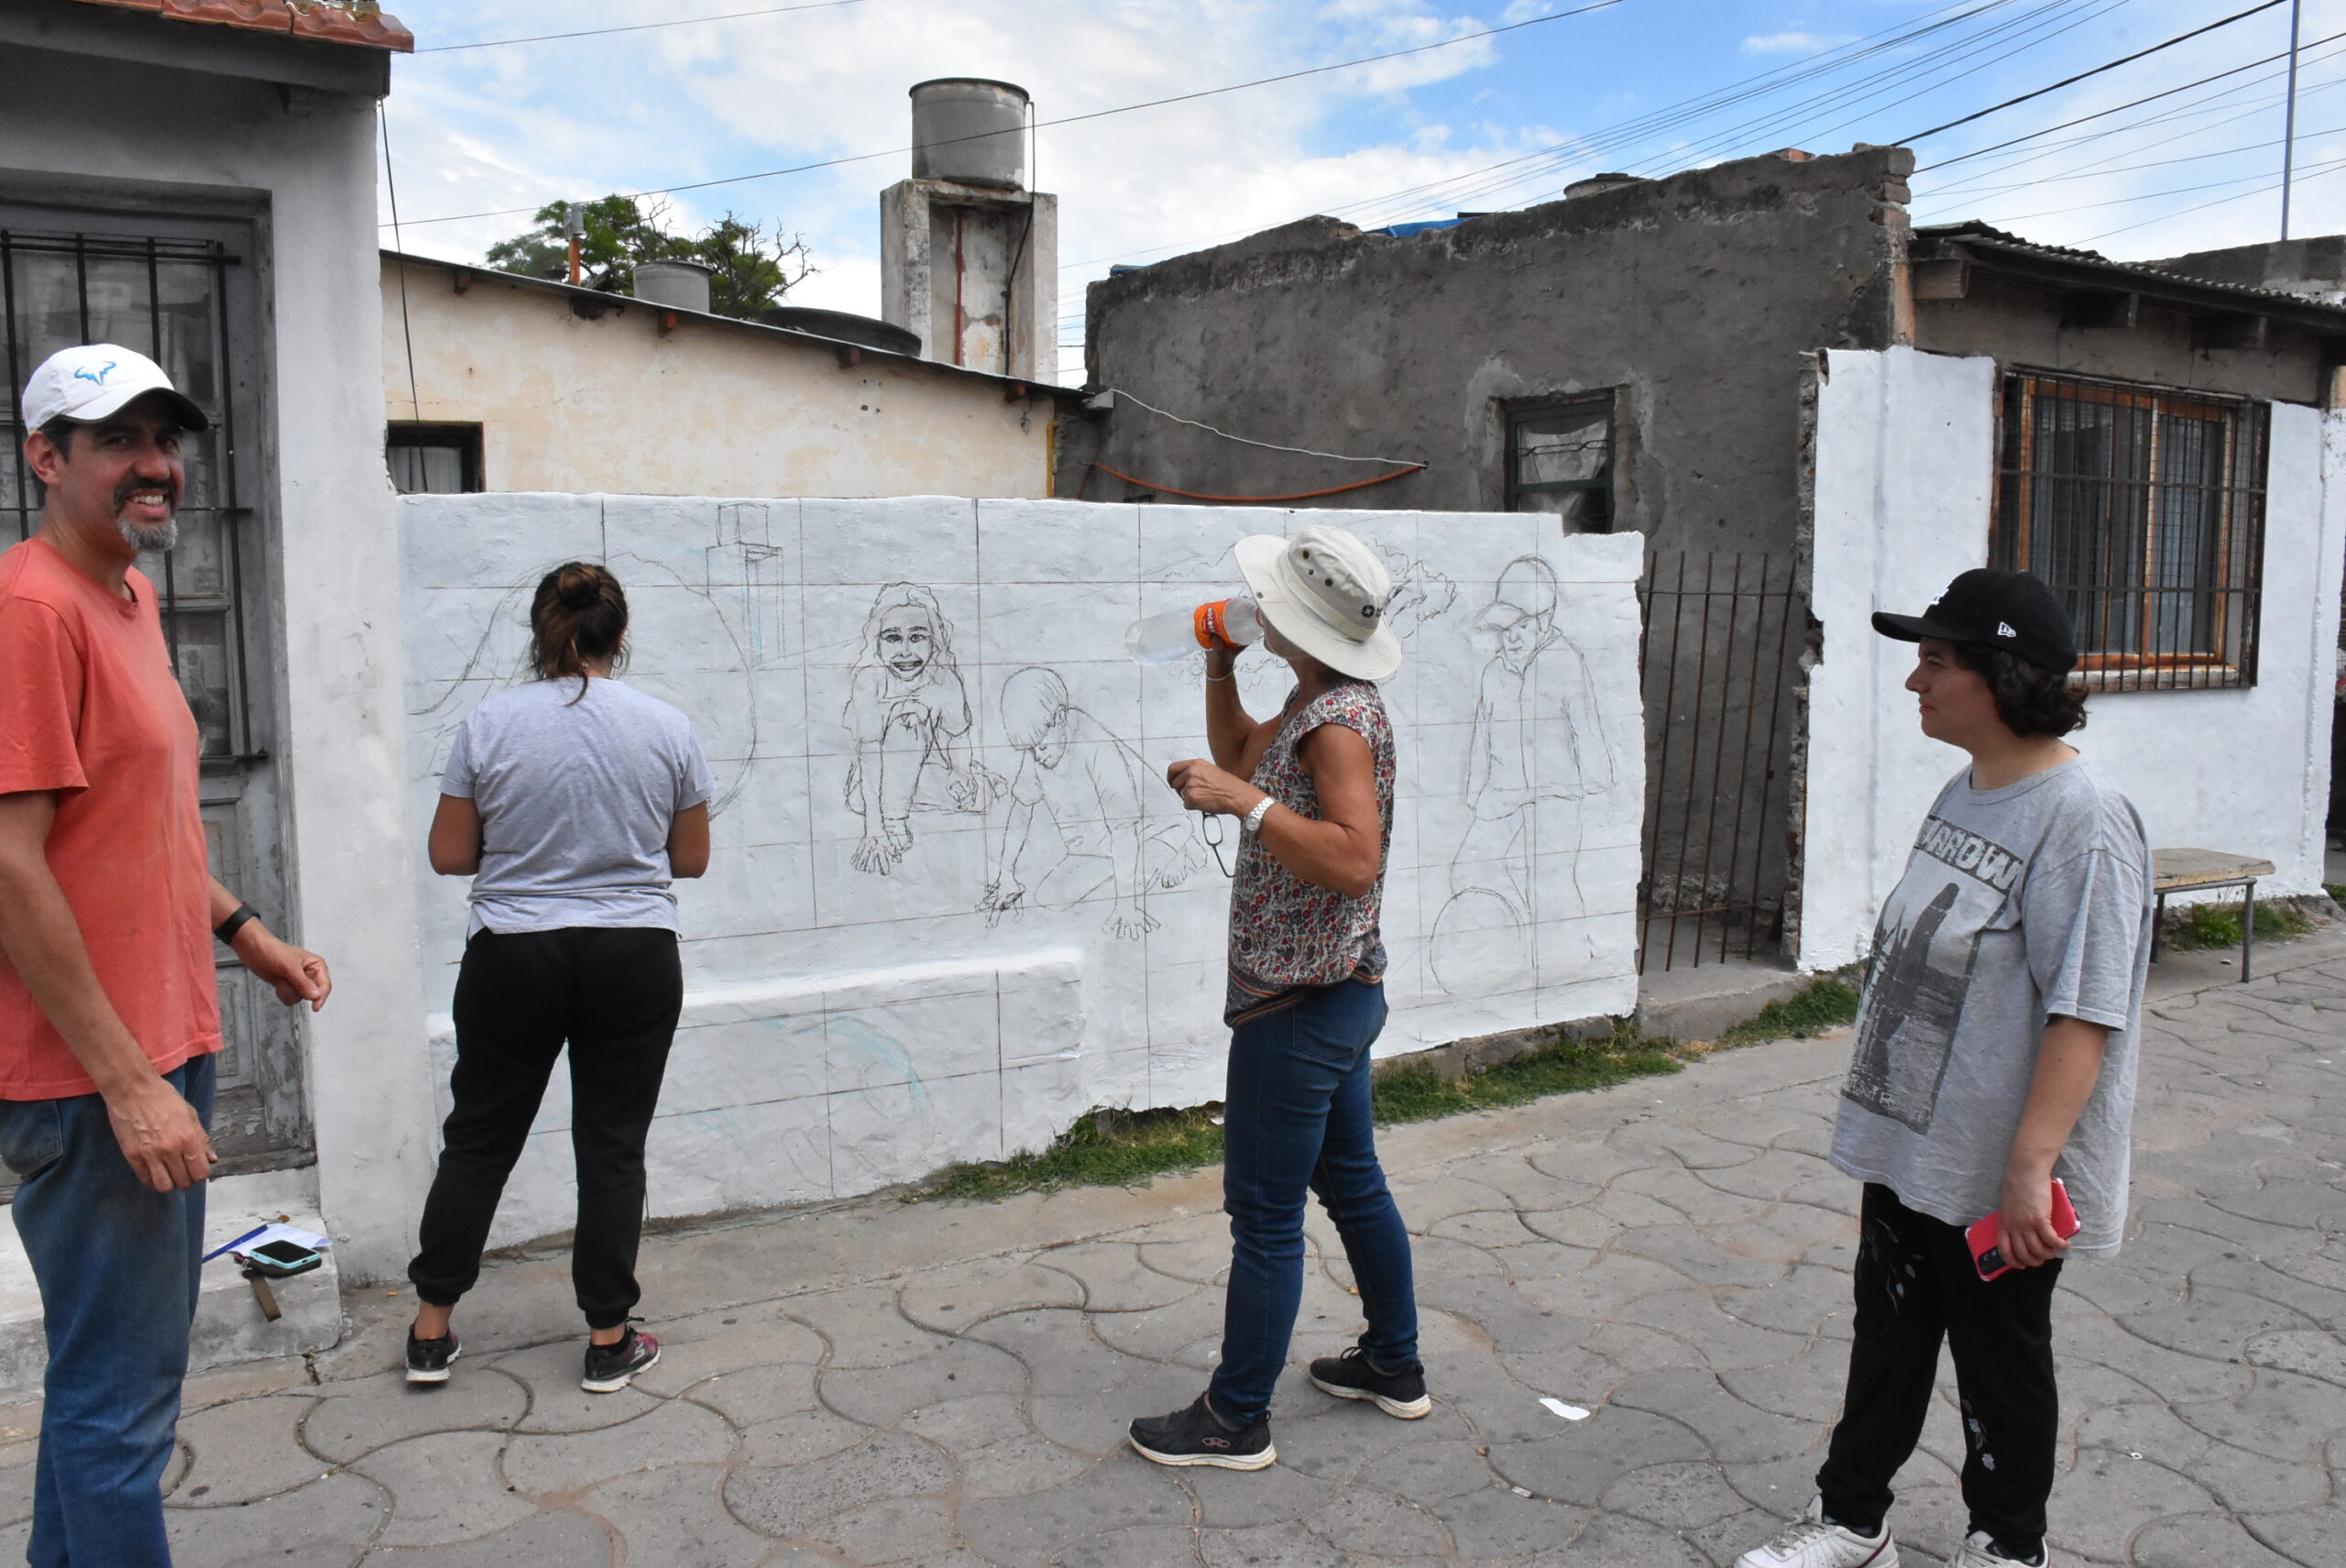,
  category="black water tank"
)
[758,307,921,356]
